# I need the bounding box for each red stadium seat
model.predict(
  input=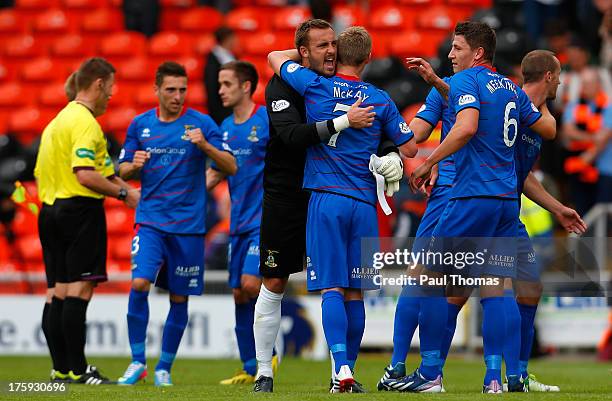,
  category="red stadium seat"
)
[160,0,194,5]
[15,235,43,263]
[33,9,74,35]
[193,34,216,57]
[106,208,134,235]
[252,81,265,105]
[12,207,38,236]
[332,5,367,27]
[100,107,139,137]
[243,32,294,57]
[417,5,465,31]
[370,31,391,58]
[249,56,272,84]
[369,6,416,31]
[0,61,17,82]
[39,82,70,107]
[225,7,270,32]
[51,33,97,59]
[117,56,157,82]
[110,235,133,261]
[81,8,123,34]
[8,106,55,144]
[21,57,61,83]
[398,0,439,5]
[0,82,27,108]
[16,0,60,8]
[447,0,491,6]
[62,0,110,8]
[178,7,223,33]
[148,32,194,57]
[390,30,447,58]
[0,9,27,37]
[186,82,206,106]
[402,103,425,124]
[110,83,136,107]
[272,6,311,31]
[100,31,147,61]
[177,56,203,80]
[0,113,9,133]
[4,34,46,59]
[134,84,158,108]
